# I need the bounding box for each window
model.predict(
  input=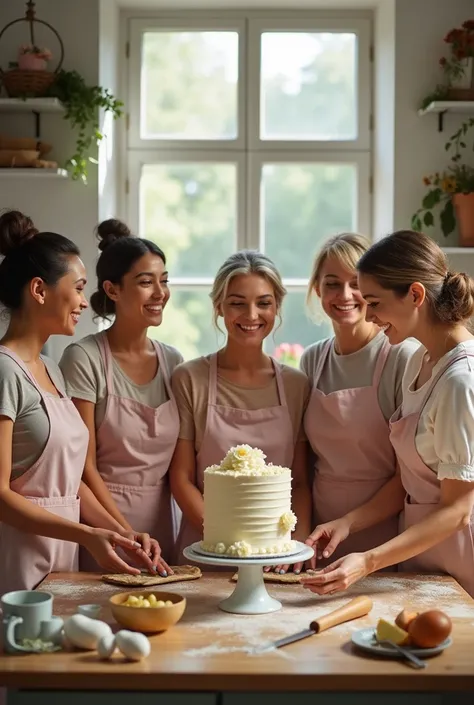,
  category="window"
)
[125,13,372,361]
